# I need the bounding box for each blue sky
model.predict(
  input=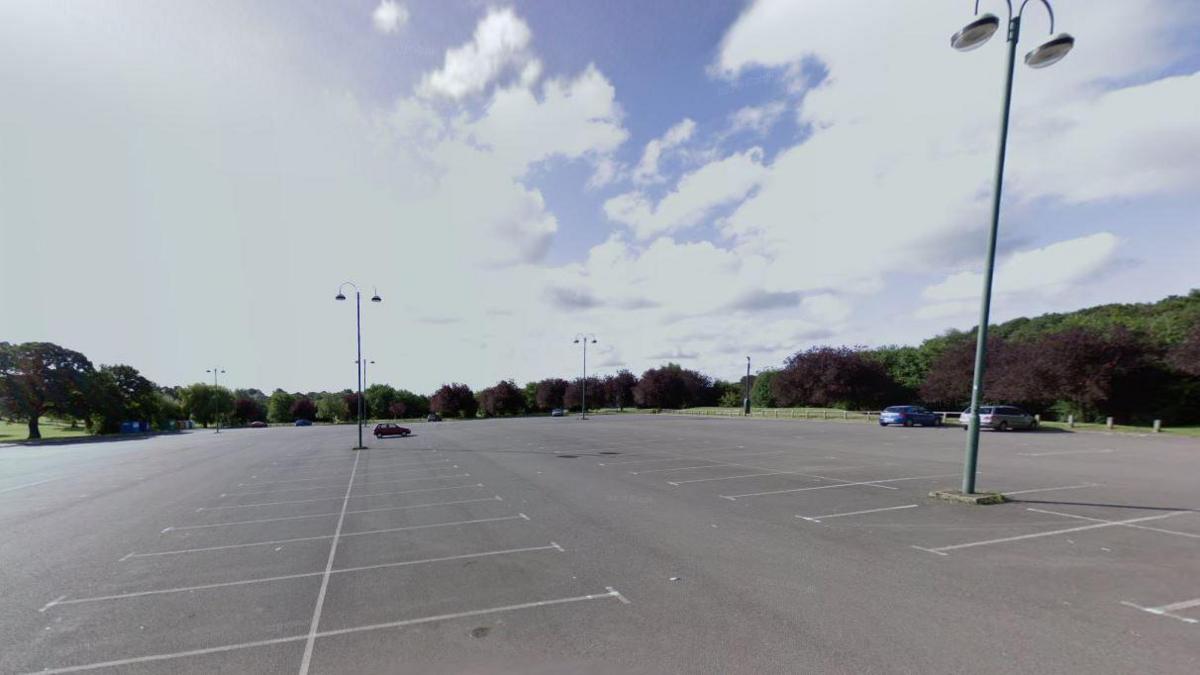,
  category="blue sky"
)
[2,0,1198,393]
